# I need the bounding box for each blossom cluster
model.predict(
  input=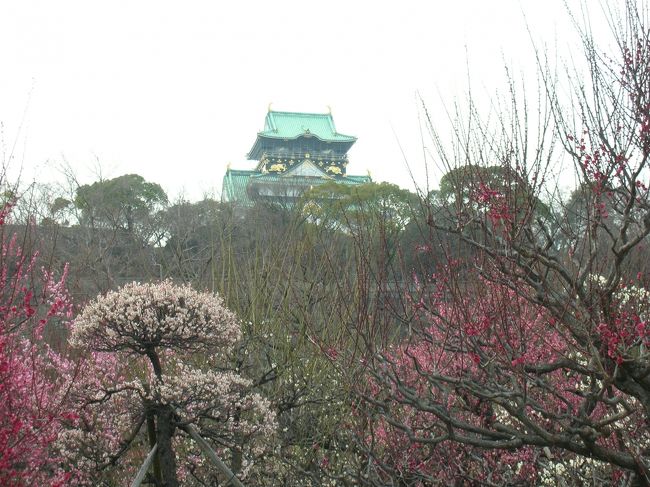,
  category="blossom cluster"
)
[589,274,650,361]
[0,217,80,485]
[71,280,241,354]
[64,280,277,484]
[362,274,648,484]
